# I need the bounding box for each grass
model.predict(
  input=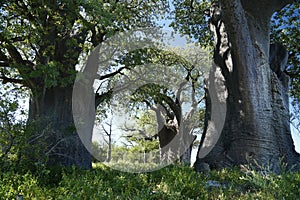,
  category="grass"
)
[0,163,299,199]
